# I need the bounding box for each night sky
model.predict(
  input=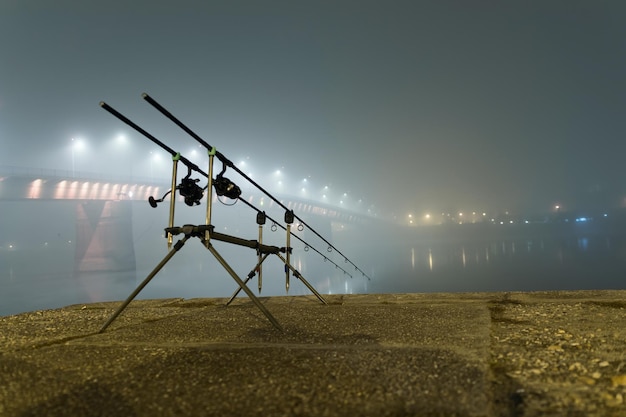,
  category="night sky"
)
[2,0,625,218]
